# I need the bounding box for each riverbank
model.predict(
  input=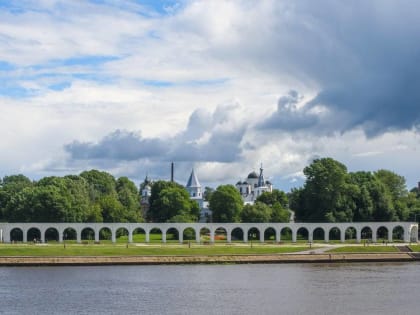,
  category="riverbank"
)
[0,252,419,266]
